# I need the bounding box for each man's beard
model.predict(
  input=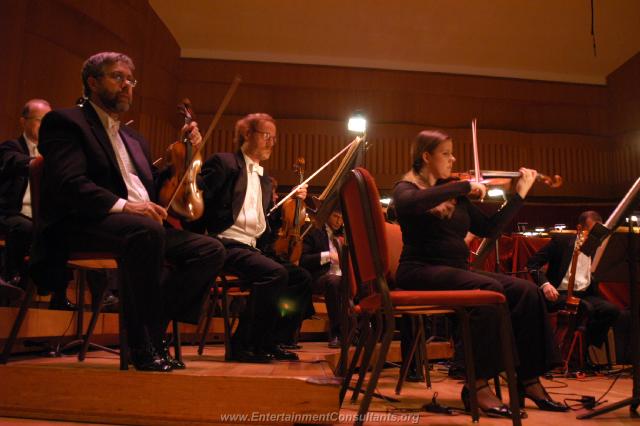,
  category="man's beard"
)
[98,90,130,113]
